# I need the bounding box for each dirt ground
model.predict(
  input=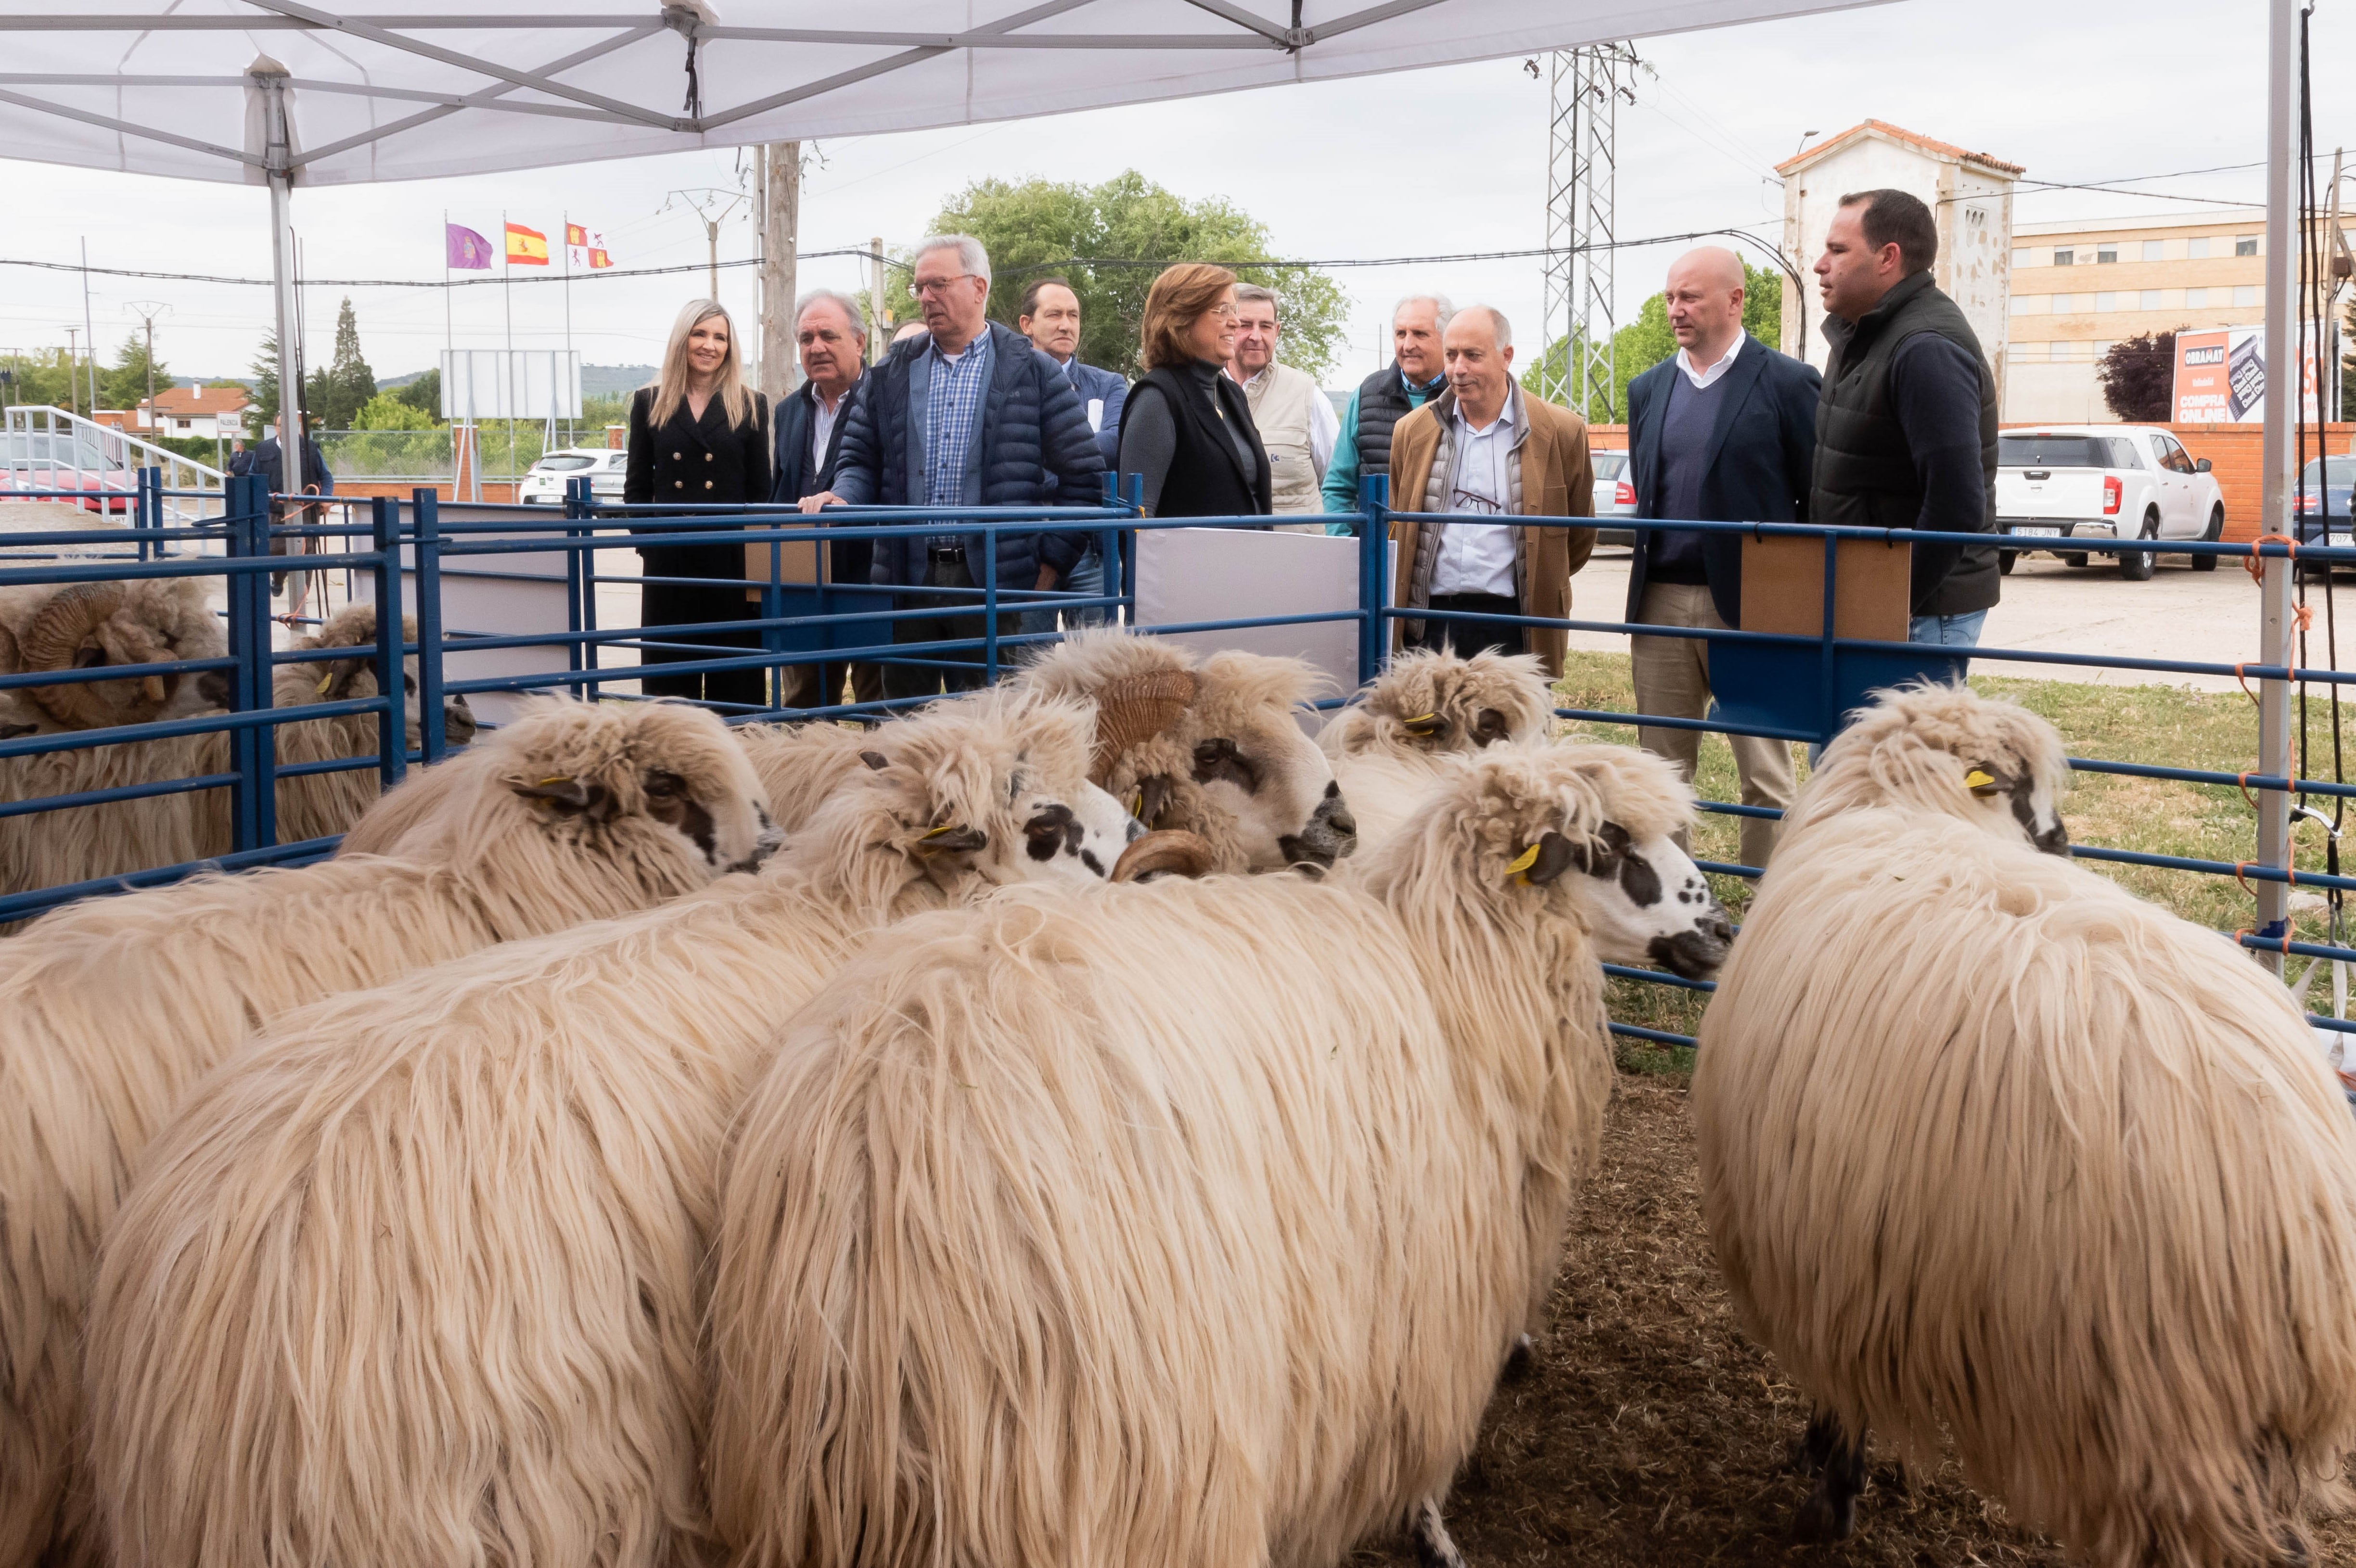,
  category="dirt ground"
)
[1350,1071,2356,1568]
